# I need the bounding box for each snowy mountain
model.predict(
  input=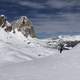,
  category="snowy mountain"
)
[0,25,80,80]
[0,26,80,64]
[0,27,57,64]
